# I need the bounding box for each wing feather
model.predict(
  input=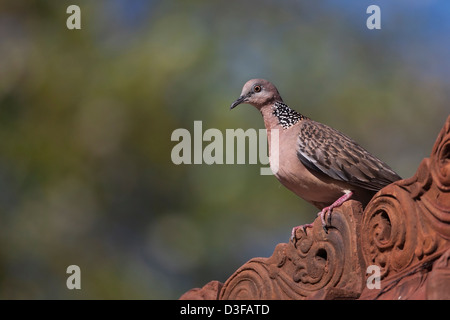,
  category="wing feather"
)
[297,120,401,191]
